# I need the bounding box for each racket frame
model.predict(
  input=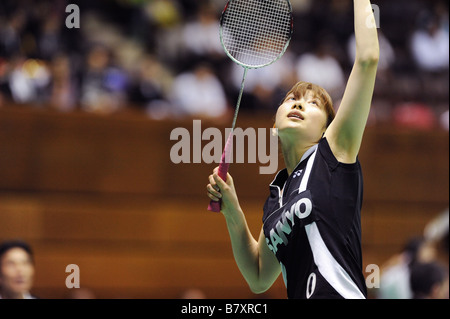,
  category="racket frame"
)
[219,0,294,70]
[208,0,293,212]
